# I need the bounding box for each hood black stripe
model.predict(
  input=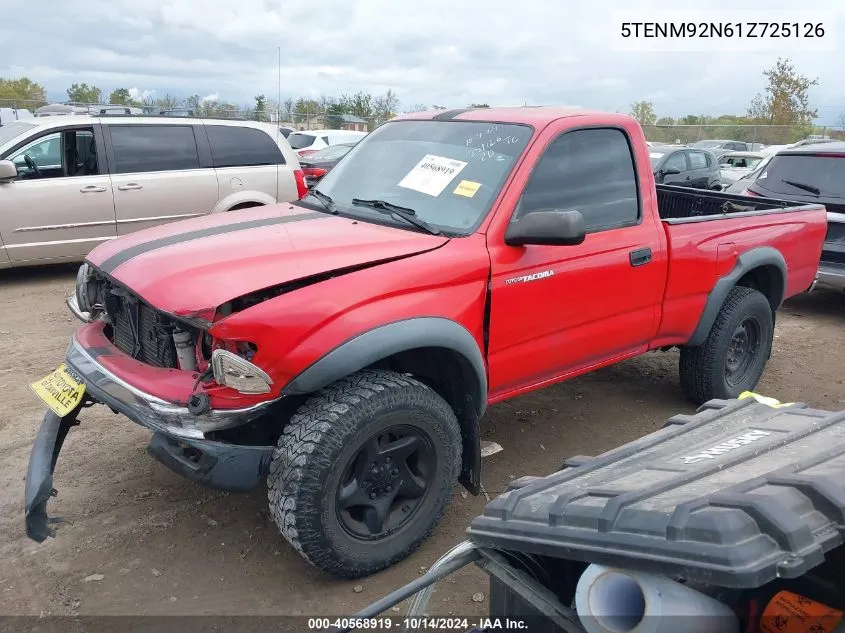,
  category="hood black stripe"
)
[96,211,328,274]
